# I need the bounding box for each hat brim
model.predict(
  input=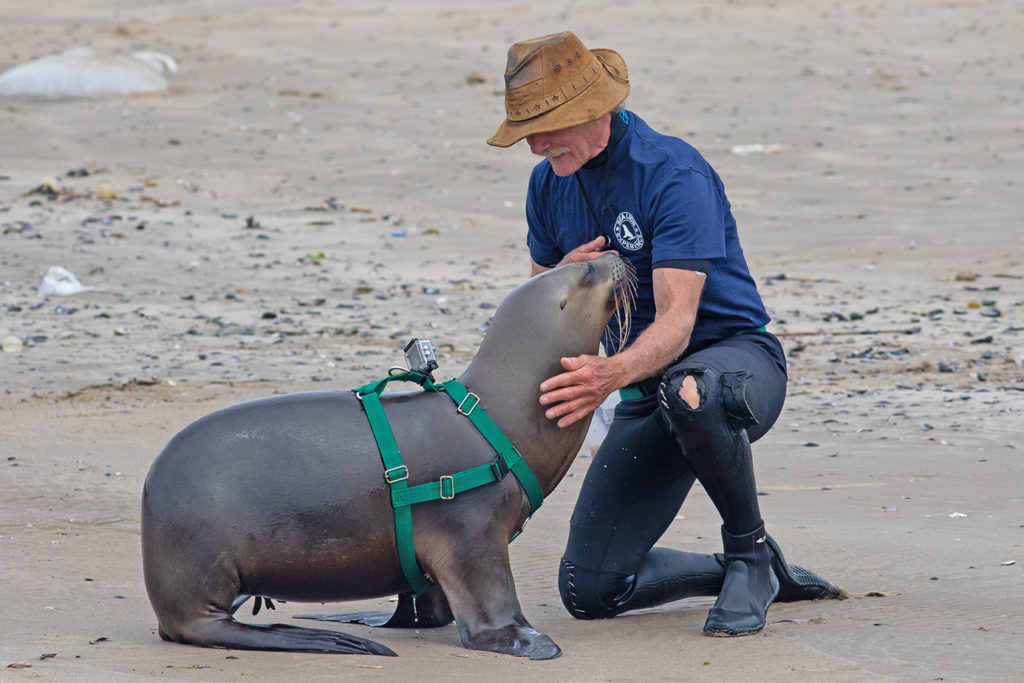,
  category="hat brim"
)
[487,48,629,148]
